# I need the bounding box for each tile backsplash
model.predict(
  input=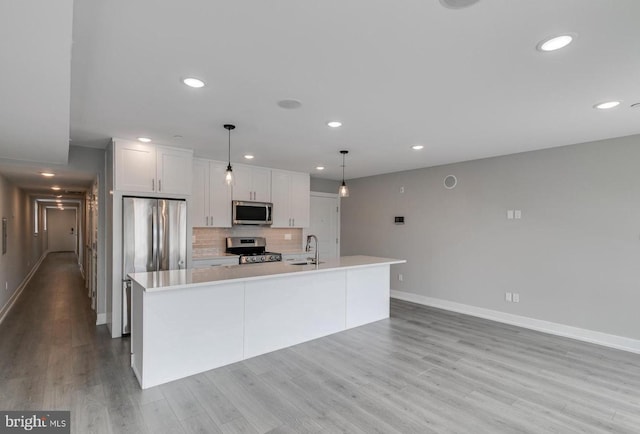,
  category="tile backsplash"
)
[193,227,304,258]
